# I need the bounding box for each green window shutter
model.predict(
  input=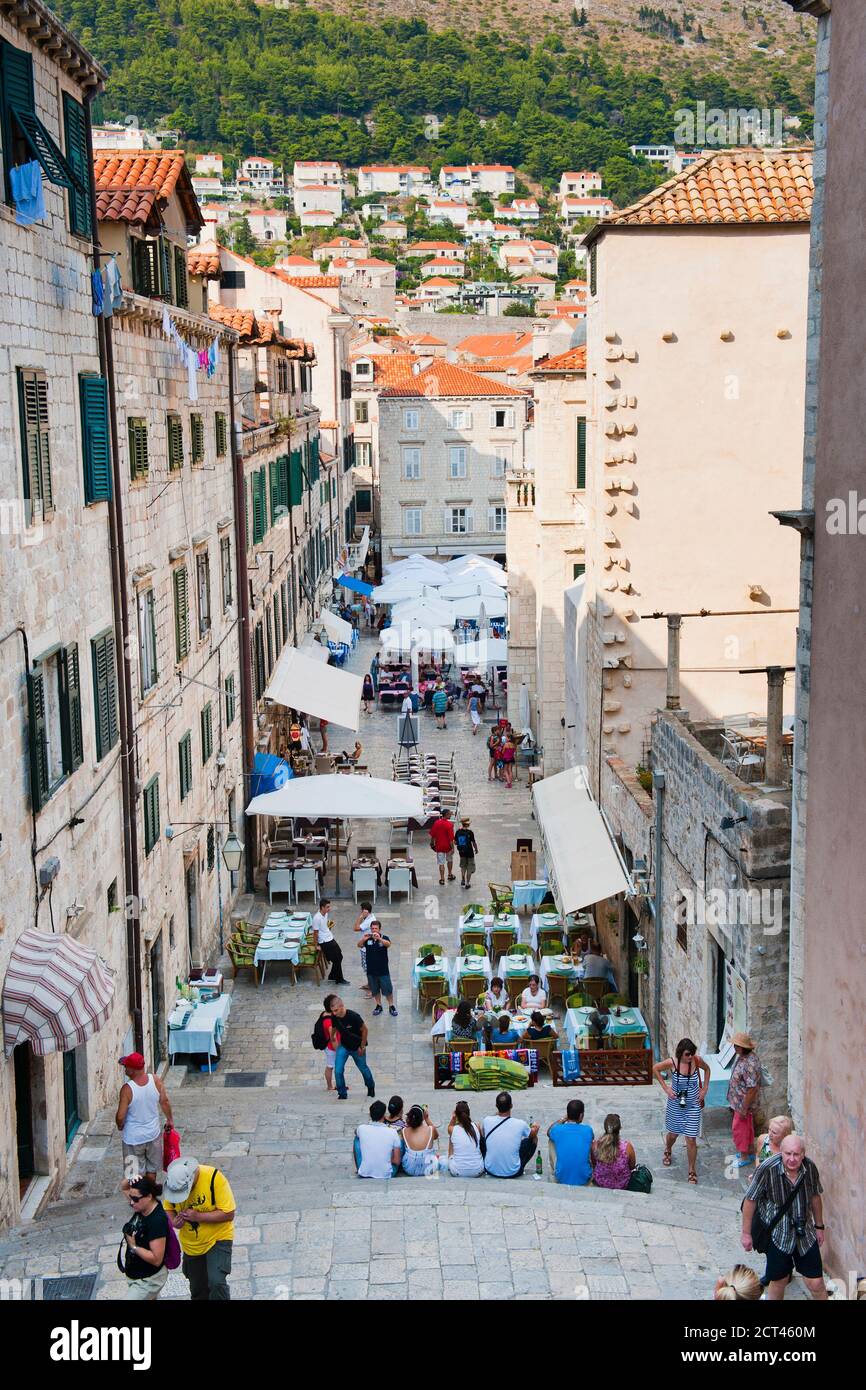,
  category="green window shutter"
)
[167,414,183,471]
[269,458,280,526]
[289,449,303,507]
[80,375,111,503]
[244,475,250,551]
[576,417,587,490]
[277,454,290,514]
[61,644,84,774]
[143,776,160,856]
[200,702,213,764]
[173,243,189,309]
[158,237,171,299]
[224,674,236,726]
[62,93,92,238]
[215,412,227,457]
[91,632,118,761]
[173,566,190,660]
[178,732,192,801]
[190,413,204,465]
[17,369,52,514]
[589,244,597,297]
[252,467,266,544]
[132,238,159,296]
[26,664,49,811]
[128,418,149,479]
